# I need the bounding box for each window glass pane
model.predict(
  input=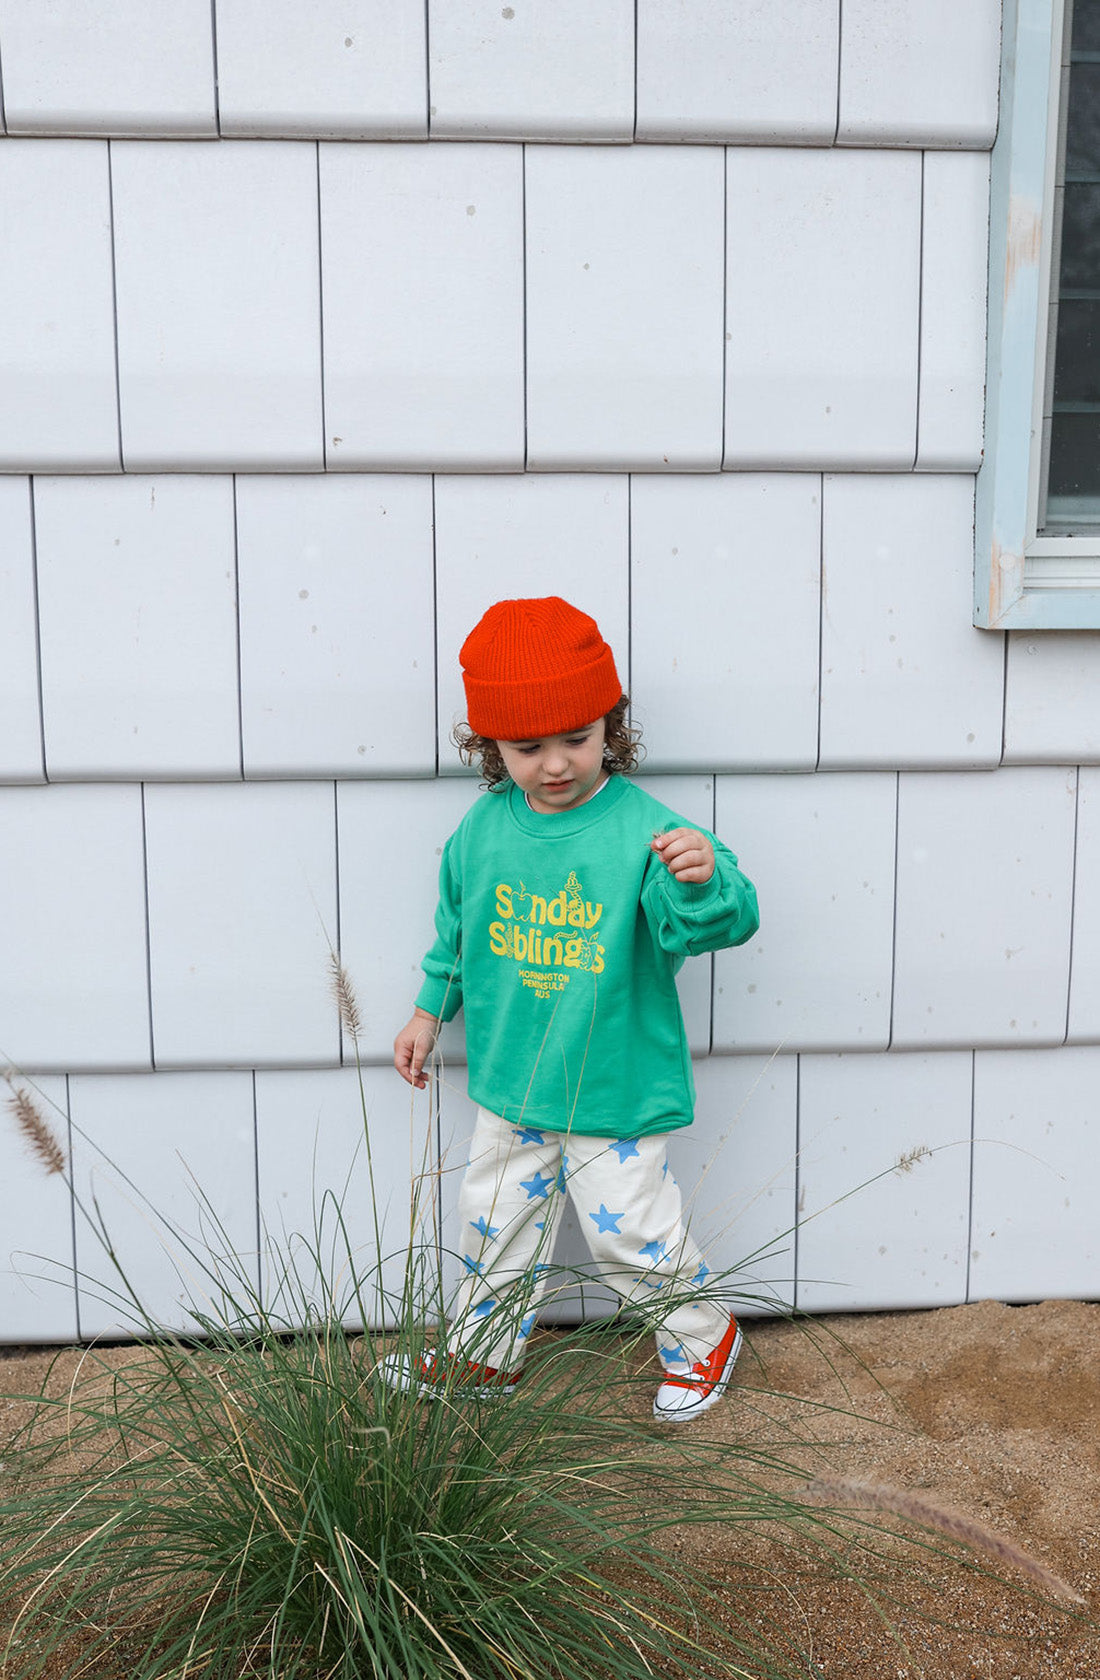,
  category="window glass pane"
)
[1049,412,1100,509]
[1053,298,1100,404]
[1044,1,1100,530]
[1058,183,1100,289]
[1065,62,1100,174]
[1072,0,1100,54]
